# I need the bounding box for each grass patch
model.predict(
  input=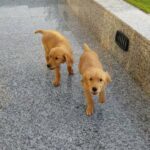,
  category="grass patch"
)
[125,0,150,13]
